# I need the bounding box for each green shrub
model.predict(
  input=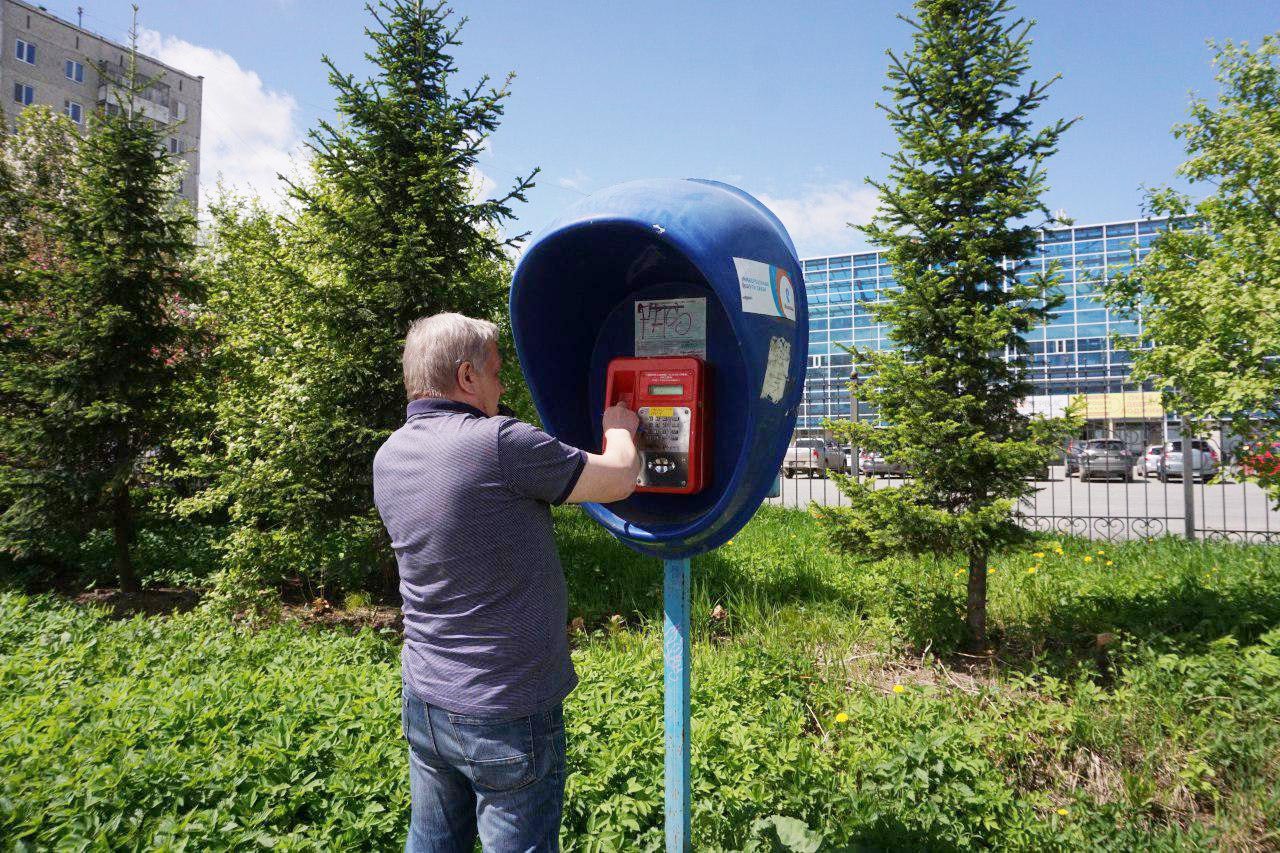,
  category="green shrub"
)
[2,509,1278,849]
